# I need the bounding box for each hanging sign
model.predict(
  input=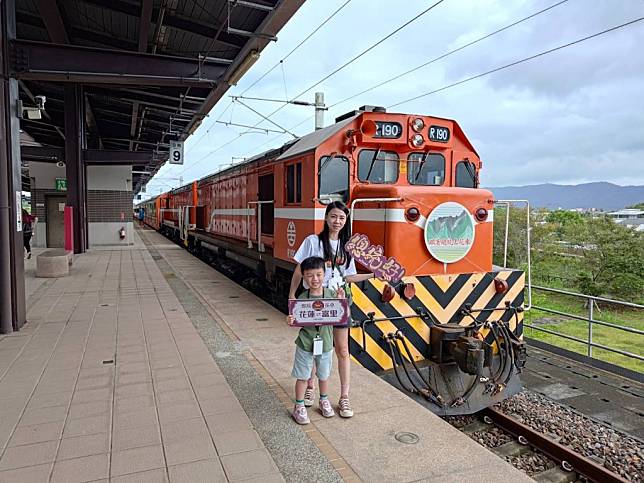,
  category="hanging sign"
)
[289,298,350,327]
[345,233,406,283]
[424,202,475,263]
[169,140,184,165]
